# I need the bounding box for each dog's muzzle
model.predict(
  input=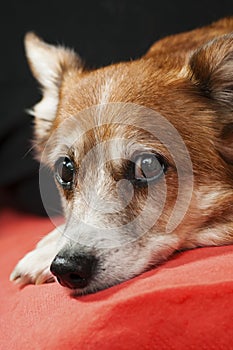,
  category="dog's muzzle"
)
[50,253,97,289]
